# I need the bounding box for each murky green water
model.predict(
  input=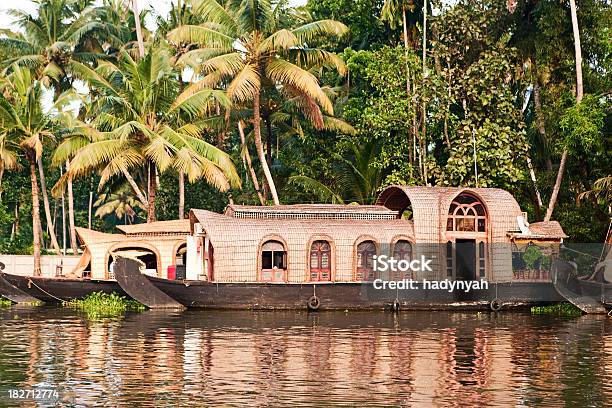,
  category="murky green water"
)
[0,307,610,407]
